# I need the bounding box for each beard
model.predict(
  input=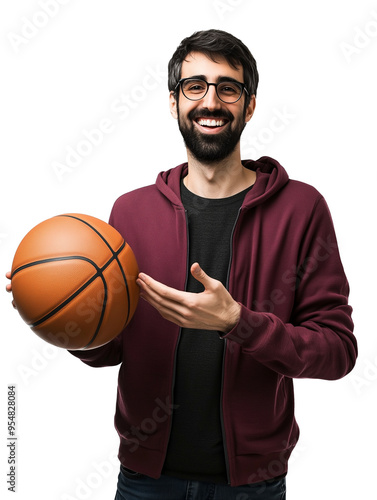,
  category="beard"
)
[177,106,246,163]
